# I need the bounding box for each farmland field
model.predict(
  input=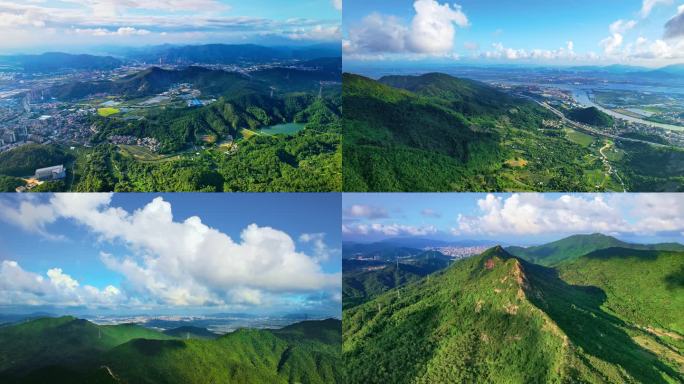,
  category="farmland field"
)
[97,107,120,117]
[565,128,596,147]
